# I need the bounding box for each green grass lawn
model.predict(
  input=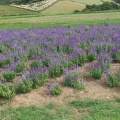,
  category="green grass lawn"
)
[0,98,120,120]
